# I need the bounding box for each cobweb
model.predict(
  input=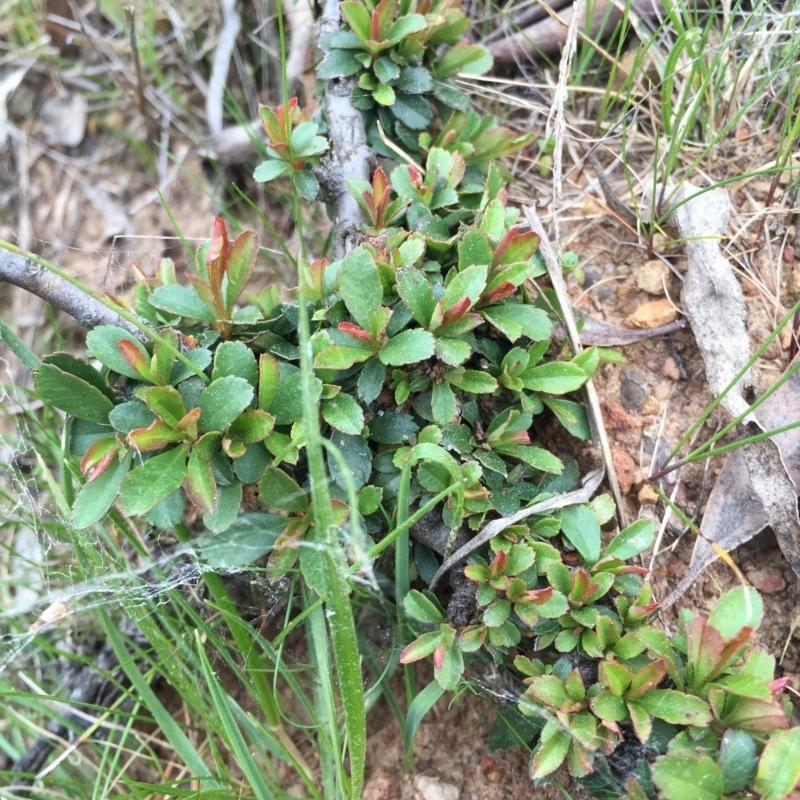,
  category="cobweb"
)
[0,232,401,791]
